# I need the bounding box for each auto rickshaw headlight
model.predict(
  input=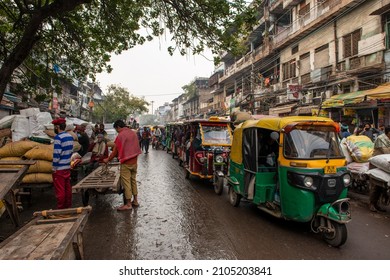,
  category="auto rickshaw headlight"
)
[342,174,351,186]
[303,176,314,188]
[199,157,206,163]
[215,155,224,163]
